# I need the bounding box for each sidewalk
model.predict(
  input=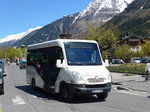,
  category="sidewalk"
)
[111,72,150,93]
